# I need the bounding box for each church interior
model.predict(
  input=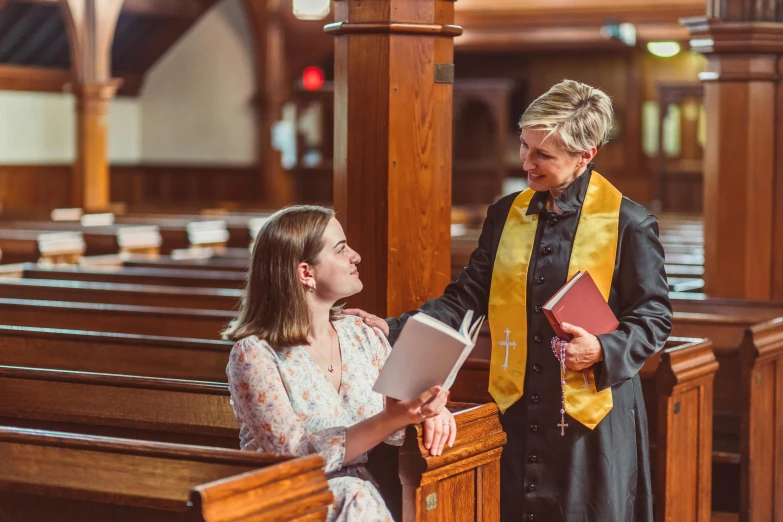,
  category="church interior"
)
[0,0,781,520]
